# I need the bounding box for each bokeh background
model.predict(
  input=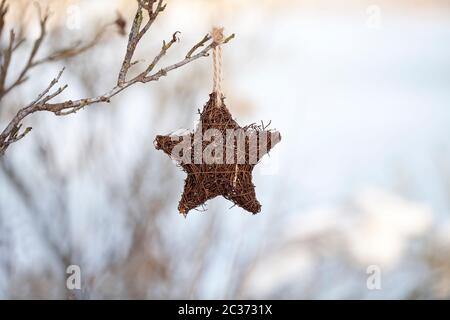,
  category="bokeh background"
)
[1,0,450,299]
